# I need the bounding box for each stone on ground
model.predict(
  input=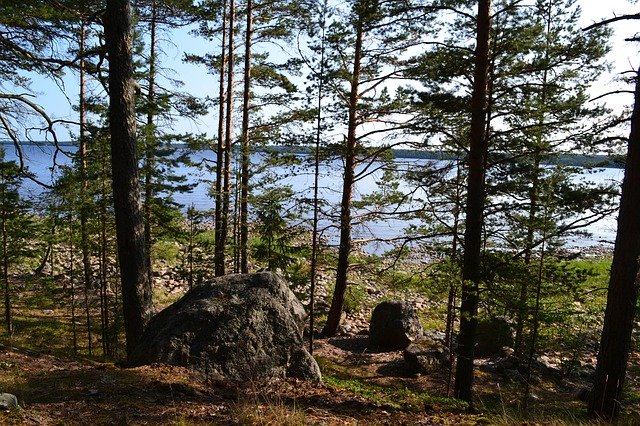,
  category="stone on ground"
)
[403,337,450,375]
[475,316,514,358]
[369,301,423,350]
[0,393,18,409]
